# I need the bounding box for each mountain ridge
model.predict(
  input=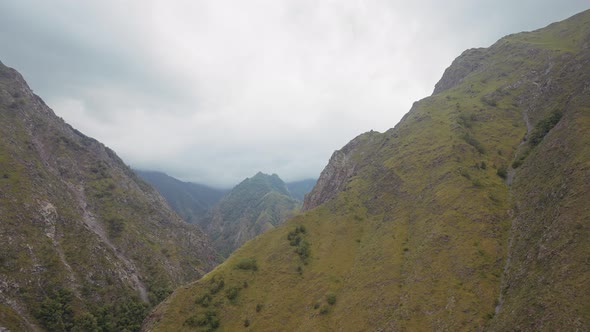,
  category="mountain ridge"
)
[199,172,301,256]
[0,61,218,331]
[145,9,590,331]
[134,170,227,224]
